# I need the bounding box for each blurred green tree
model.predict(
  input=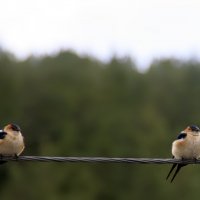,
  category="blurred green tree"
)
[0,51,200,199]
